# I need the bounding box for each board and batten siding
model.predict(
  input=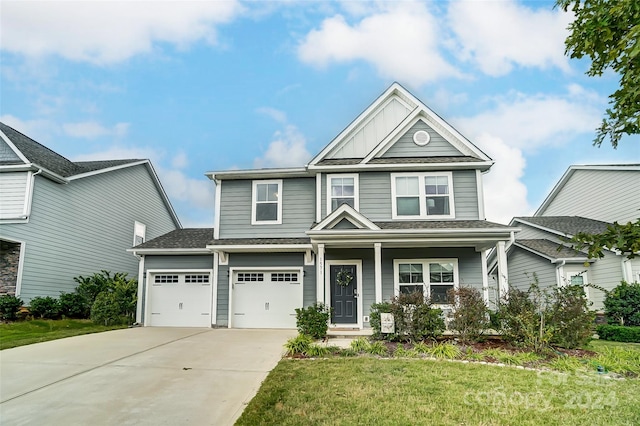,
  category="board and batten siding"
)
[218,178,315,239]
[0,165,178,302]
[215,252,315,326]
[380,120,463,158]
[322,170,480,222]
[0,172,30,219]
[541,169,640,224]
